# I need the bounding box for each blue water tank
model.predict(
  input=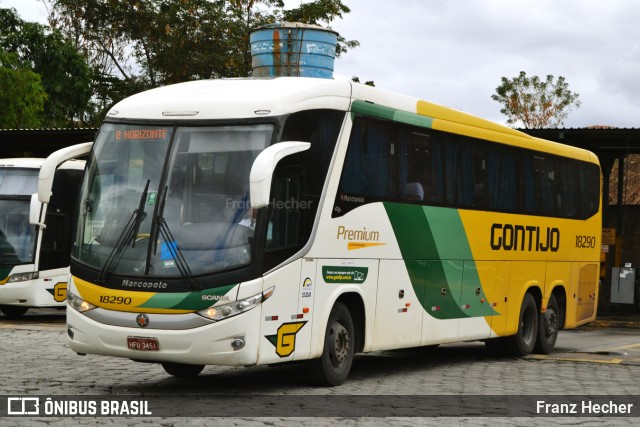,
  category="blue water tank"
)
[250,22,338,79]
